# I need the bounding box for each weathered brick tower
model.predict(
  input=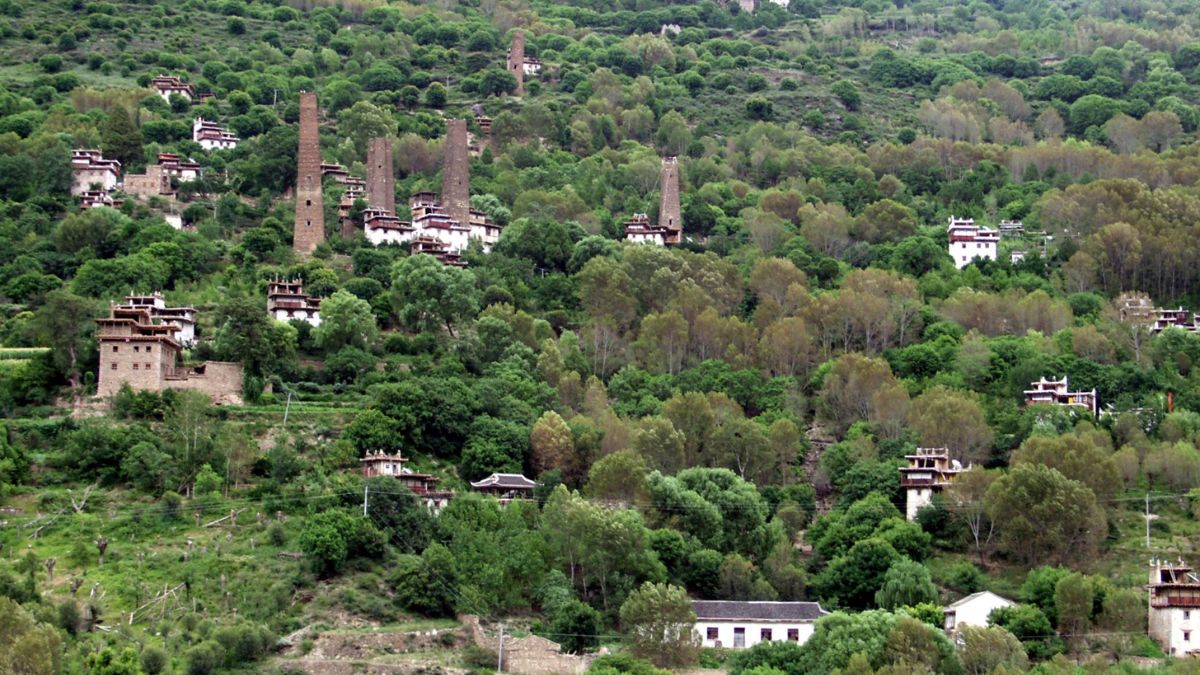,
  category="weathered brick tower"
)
[293,92,325,255]
[507,30,525,96]
[366,136,395,214]
[442,119,470,228]
[659,156,682,245]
